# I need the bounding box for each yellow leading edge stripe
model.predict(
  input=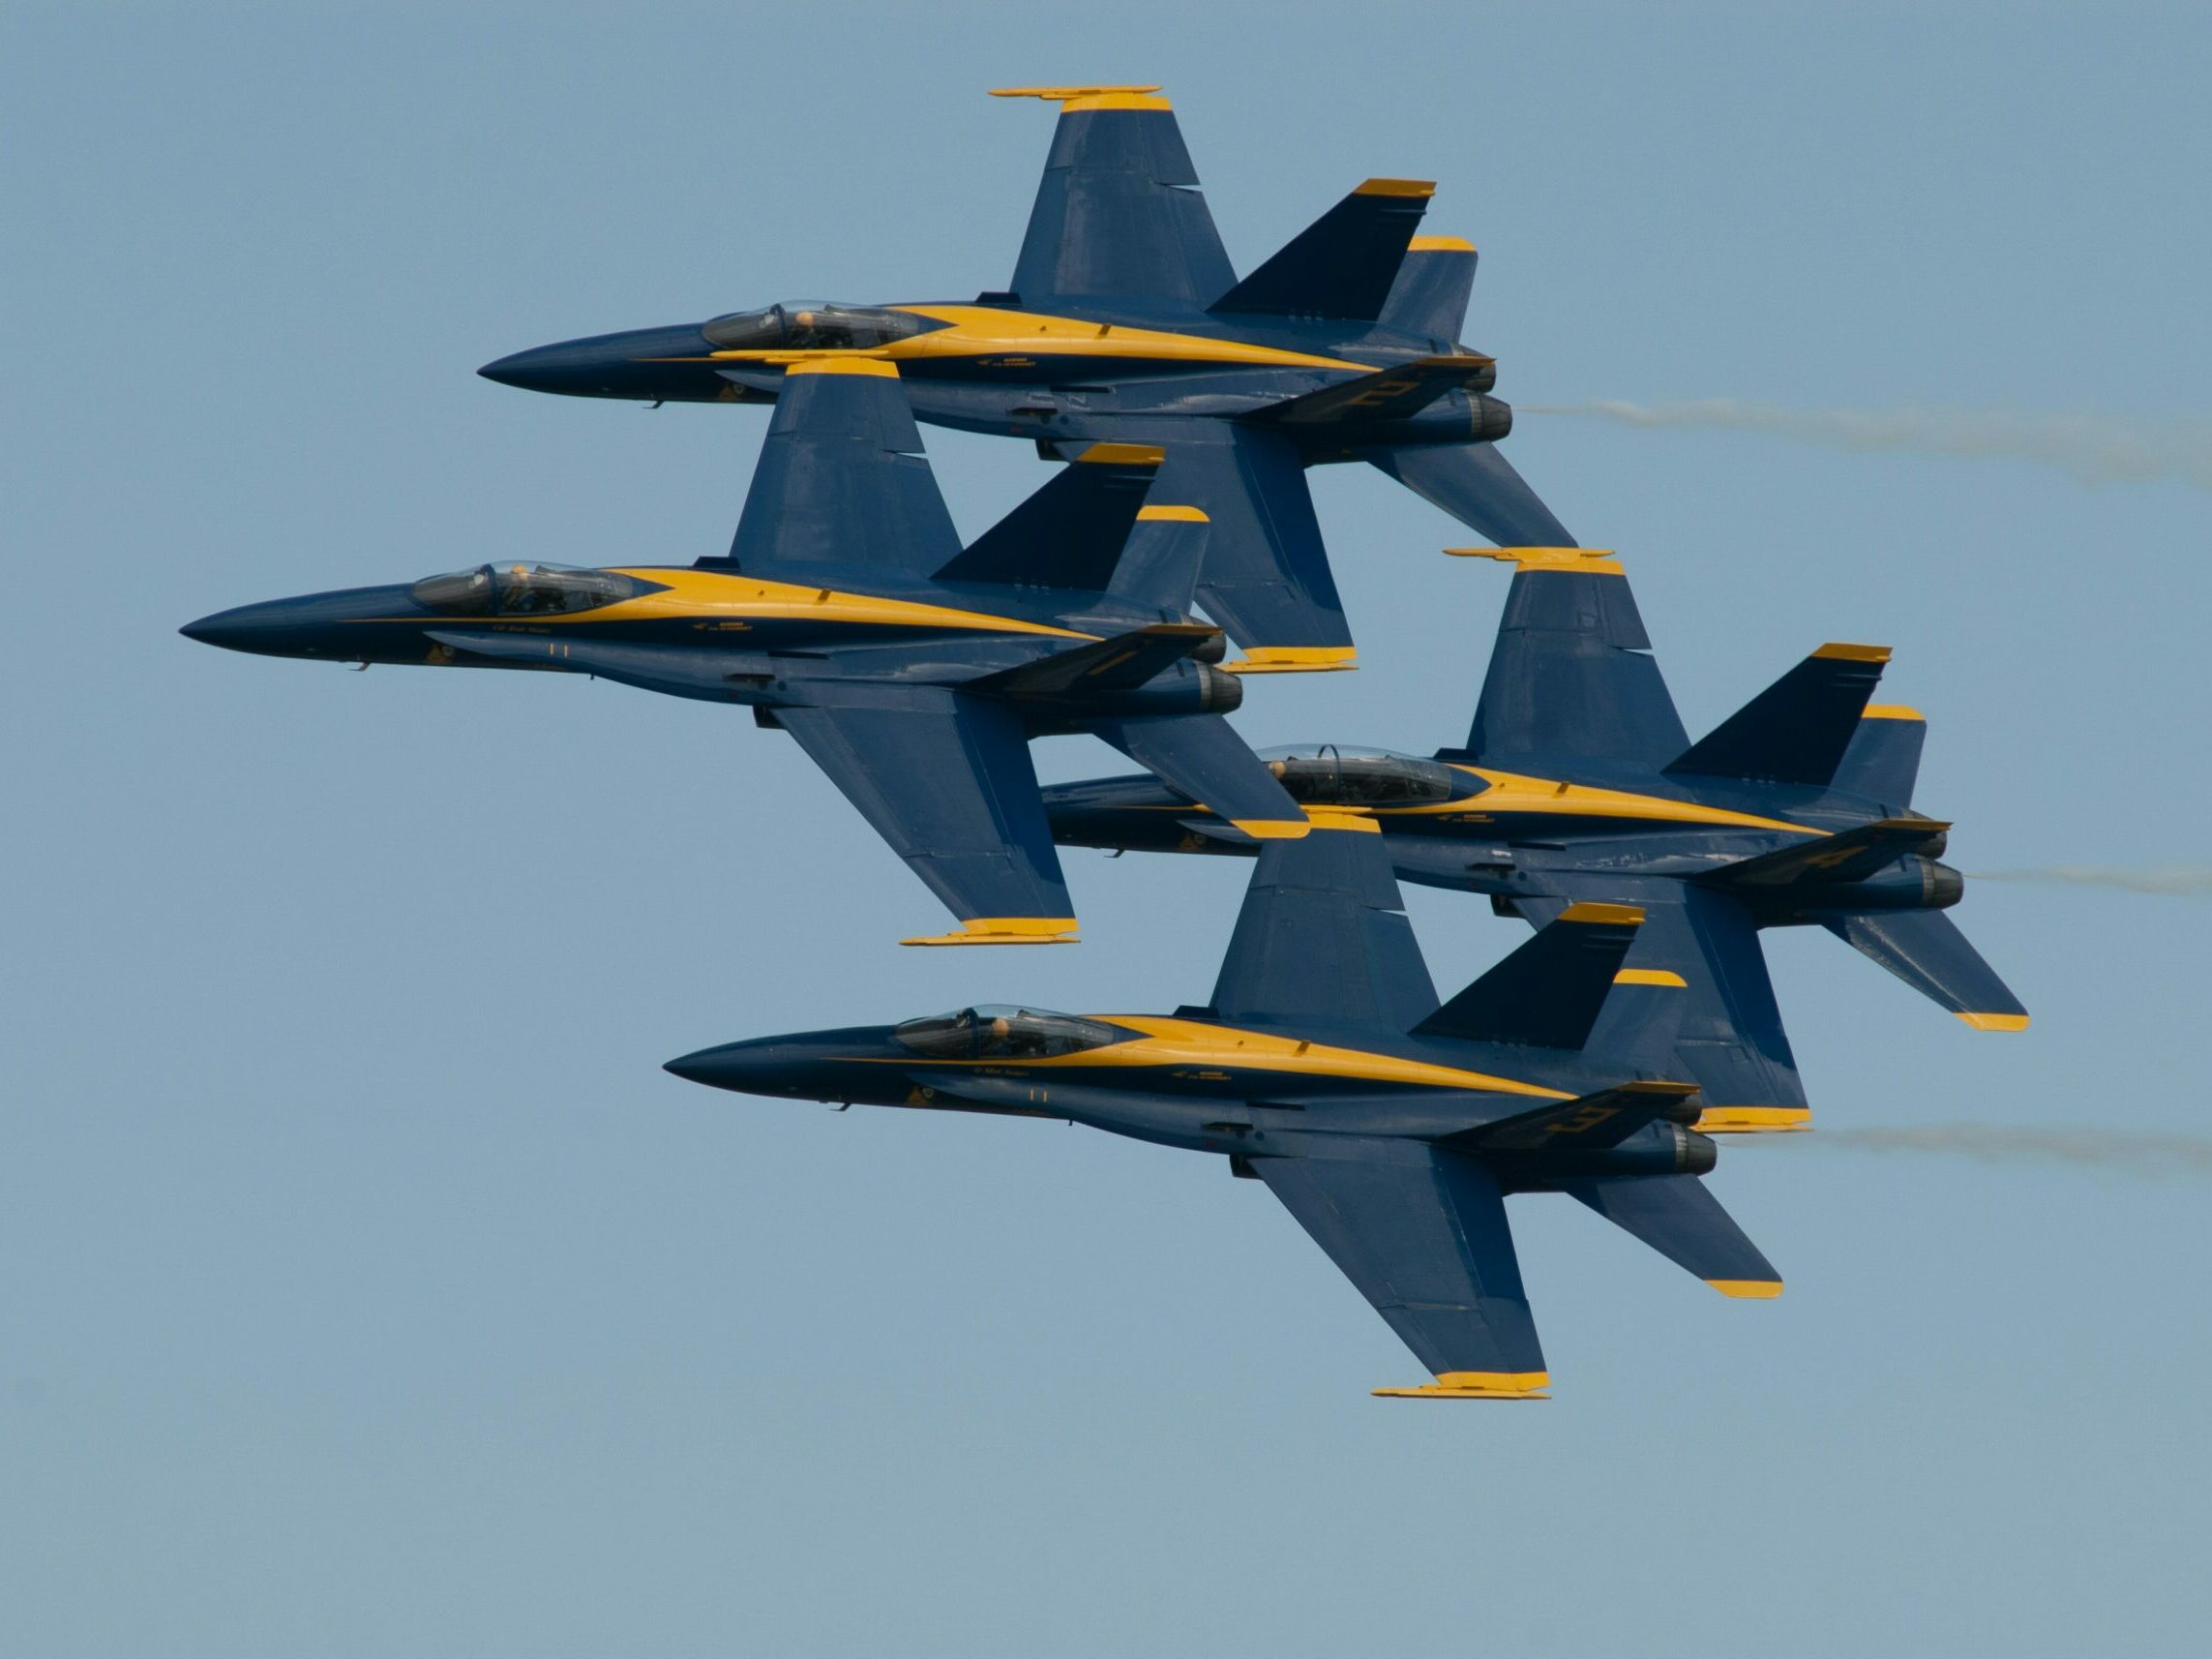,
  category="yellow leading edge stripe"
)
[1374,1371,1552,1400]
